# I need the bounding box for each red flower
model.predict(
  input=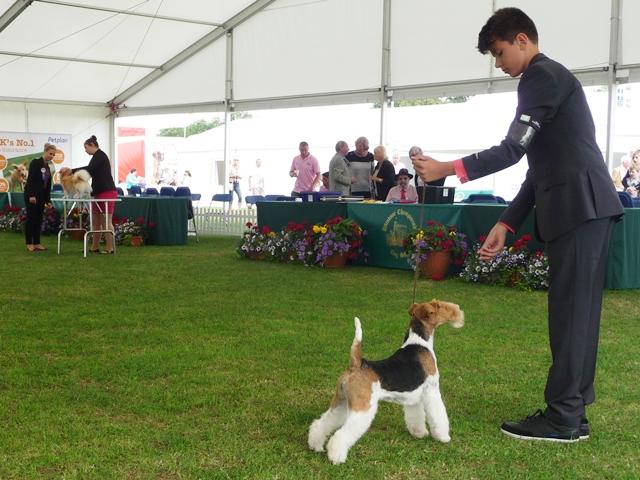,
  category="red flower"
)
[246,221,253,228]
[261,226,271,234]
